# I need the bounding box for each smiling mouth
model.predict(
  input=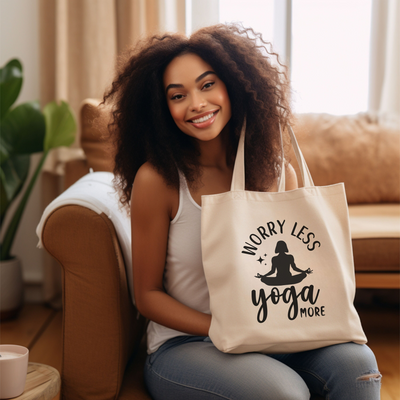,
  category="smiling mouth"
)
[188,111,218,124]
